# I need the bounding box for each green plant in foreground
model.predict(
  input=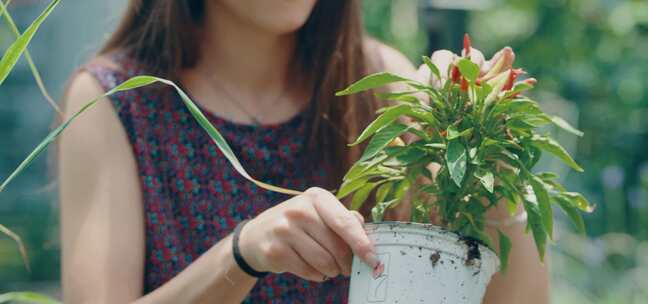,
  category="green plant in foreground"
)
[0,292,60,304]
[335,35,593,270]
[0,0,60,278]
[1,0,61,116]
